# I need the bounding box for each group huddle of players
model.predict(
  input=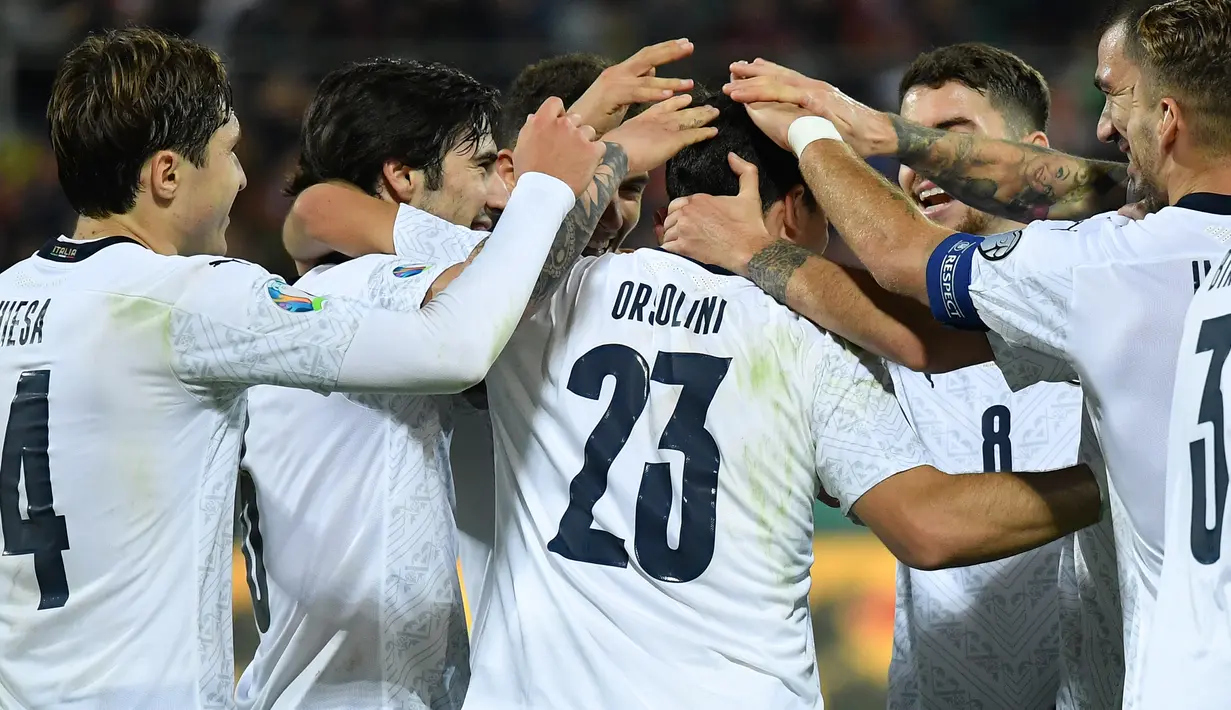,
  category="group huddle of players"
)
[1,0,1230,708]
